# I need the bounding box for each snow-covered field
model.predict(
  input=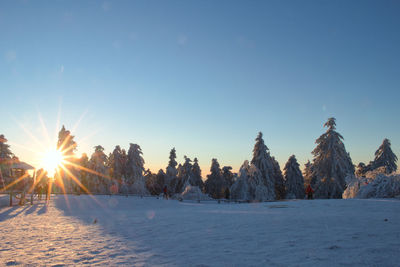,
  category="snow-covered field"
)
[1,195,399,266]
